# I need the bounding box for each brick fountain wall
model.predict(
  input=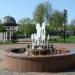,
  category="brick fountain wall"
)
[5,49,75,72]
